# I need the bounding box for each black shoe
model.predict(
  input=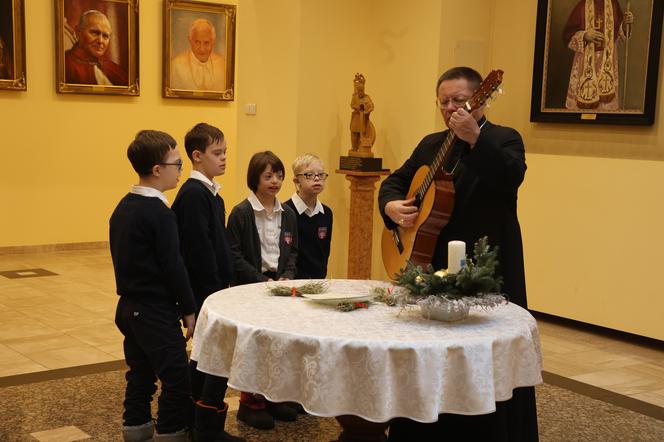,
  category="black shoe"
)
[266,402,298,422]
[237,403,274,430]
[217,403,245,442]
[219,430,246,442]
[285,401,306,414]
[193,401,246,442]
